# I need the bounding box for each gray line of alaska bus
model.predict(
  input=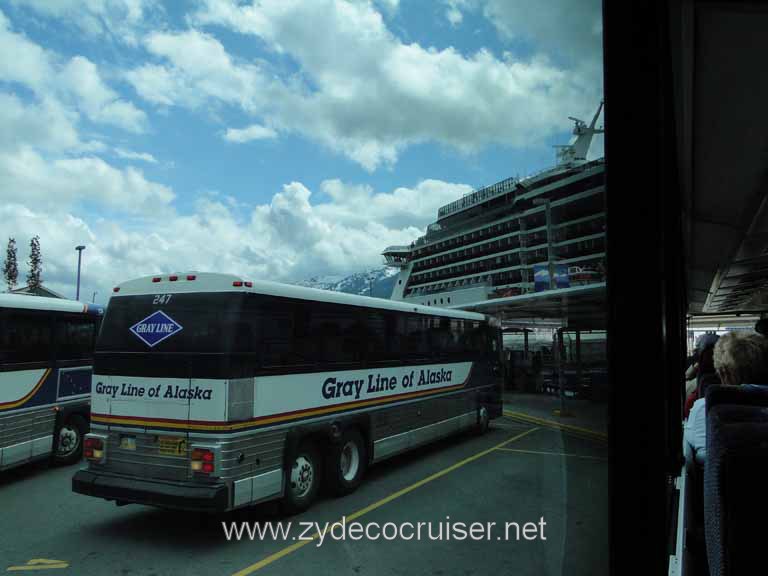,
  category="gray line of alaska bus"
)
[72,272,503,513]
[0,294,104,471]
